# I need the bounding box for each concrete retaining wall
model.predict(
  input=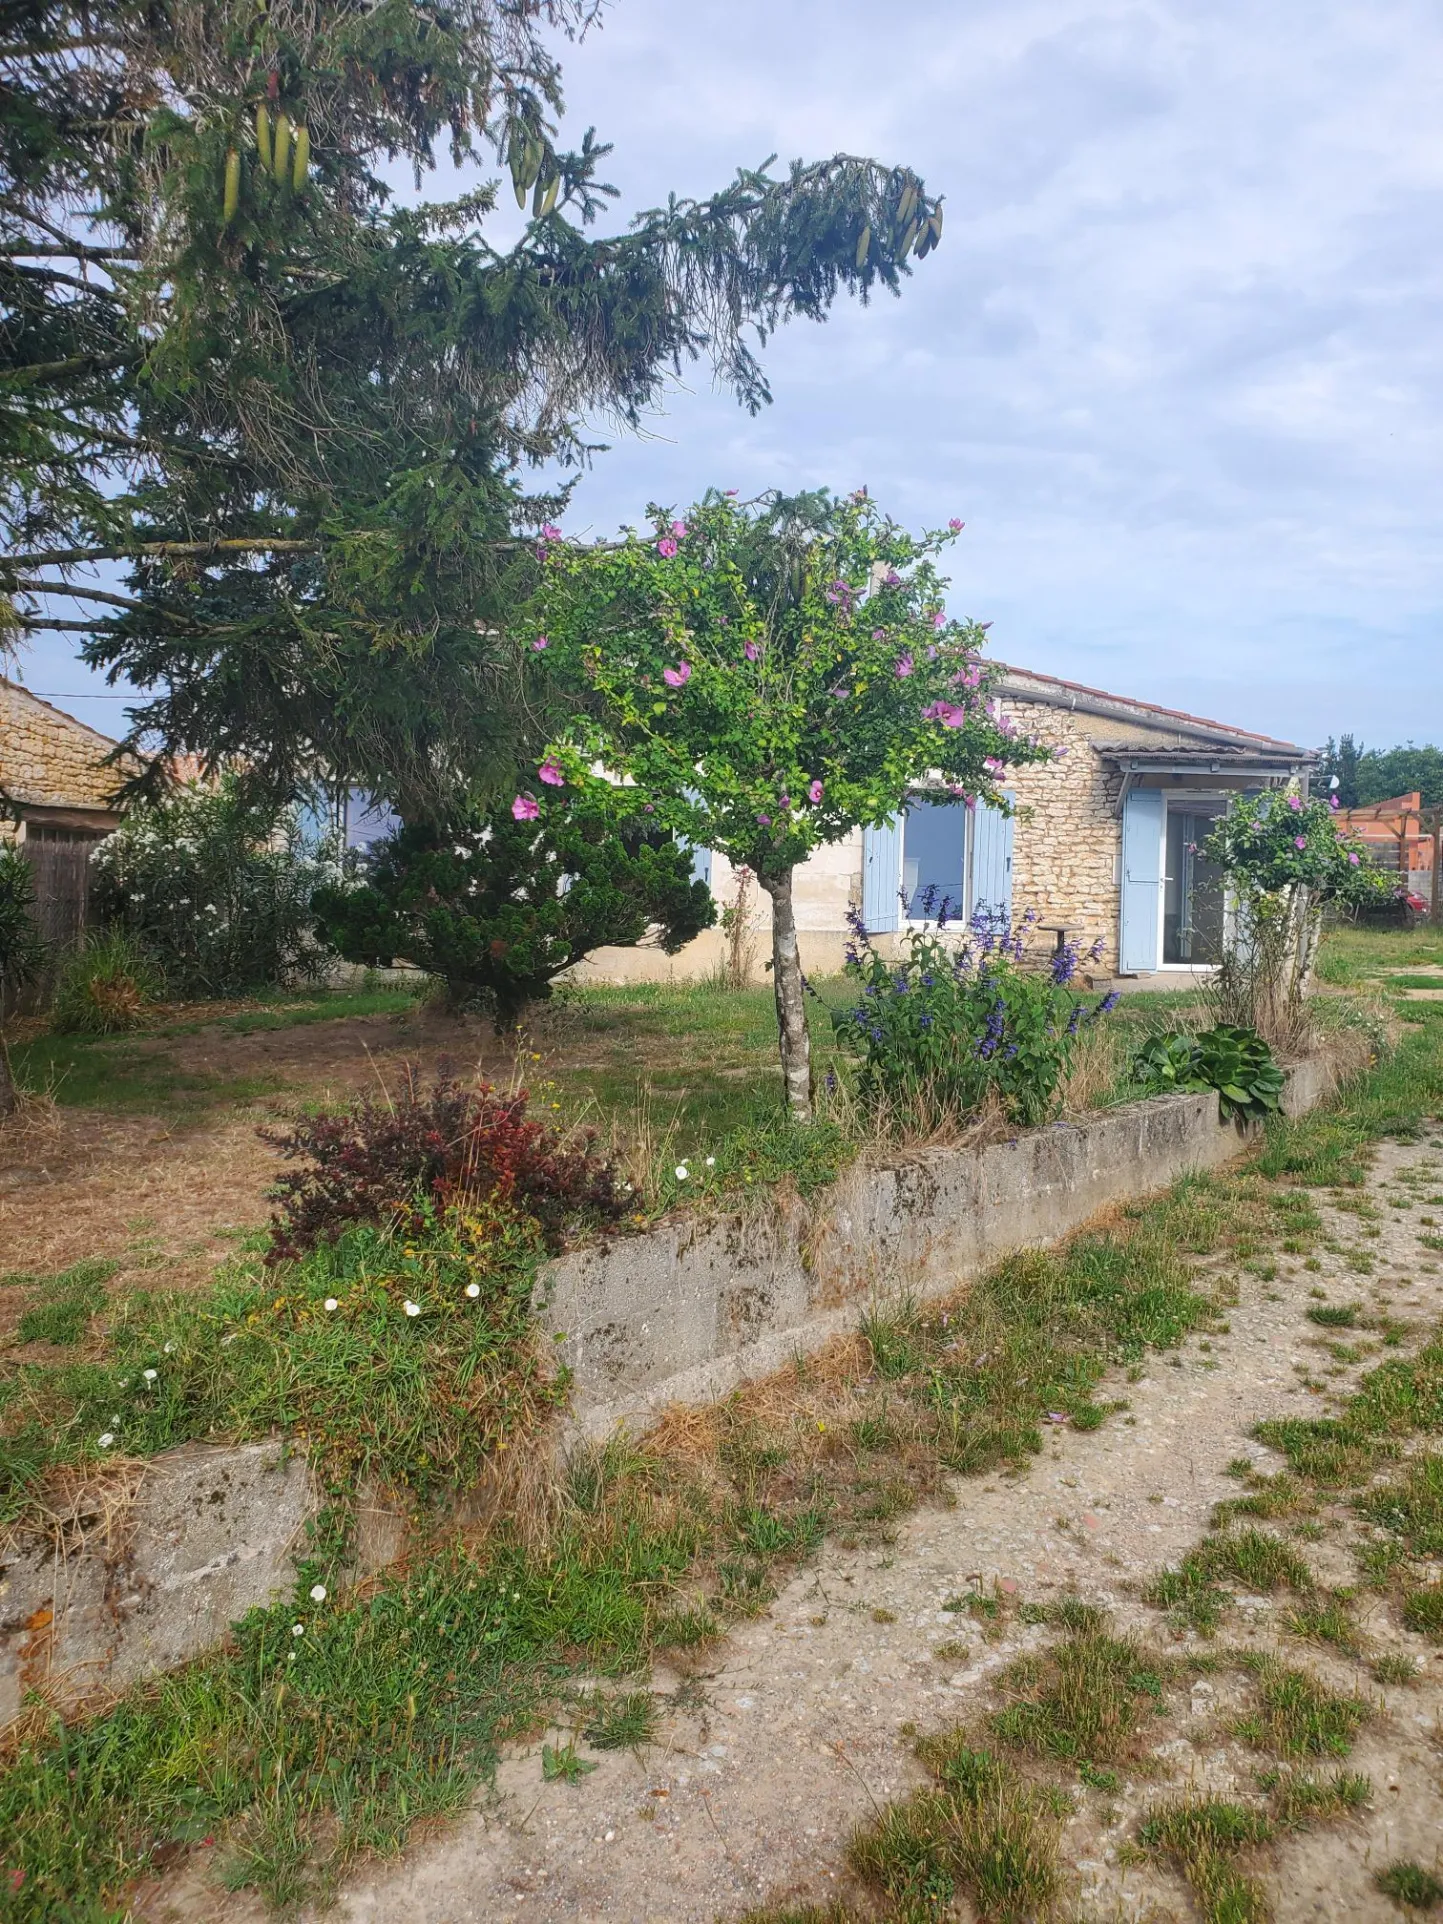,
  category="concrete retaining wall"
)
[2,1054,1338,1727]
[540,1051,1338,1439]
